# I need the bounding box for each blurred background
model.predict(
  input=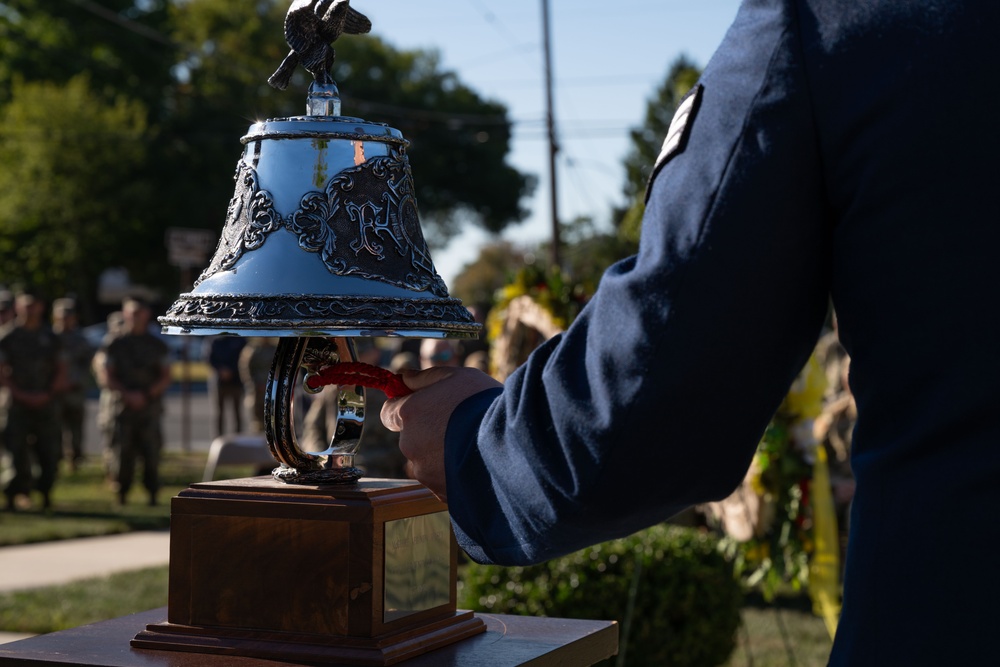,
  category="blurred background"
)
[0,0,740,326]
